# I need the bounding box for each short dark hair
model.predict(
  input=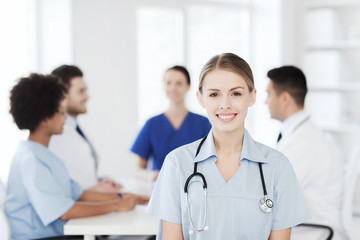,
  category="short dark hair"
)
[9,73,66,132]
[51,65,83,91]
[167,65,191,85]
[267,66,307,106]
